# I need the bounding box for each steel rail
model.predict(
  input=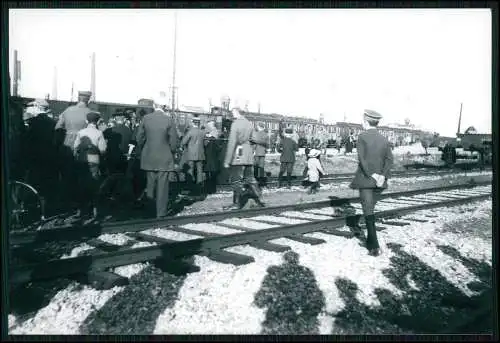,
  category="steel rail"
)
[216,167,492,188]
[9,180,490,246]
[9,191,491,285]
